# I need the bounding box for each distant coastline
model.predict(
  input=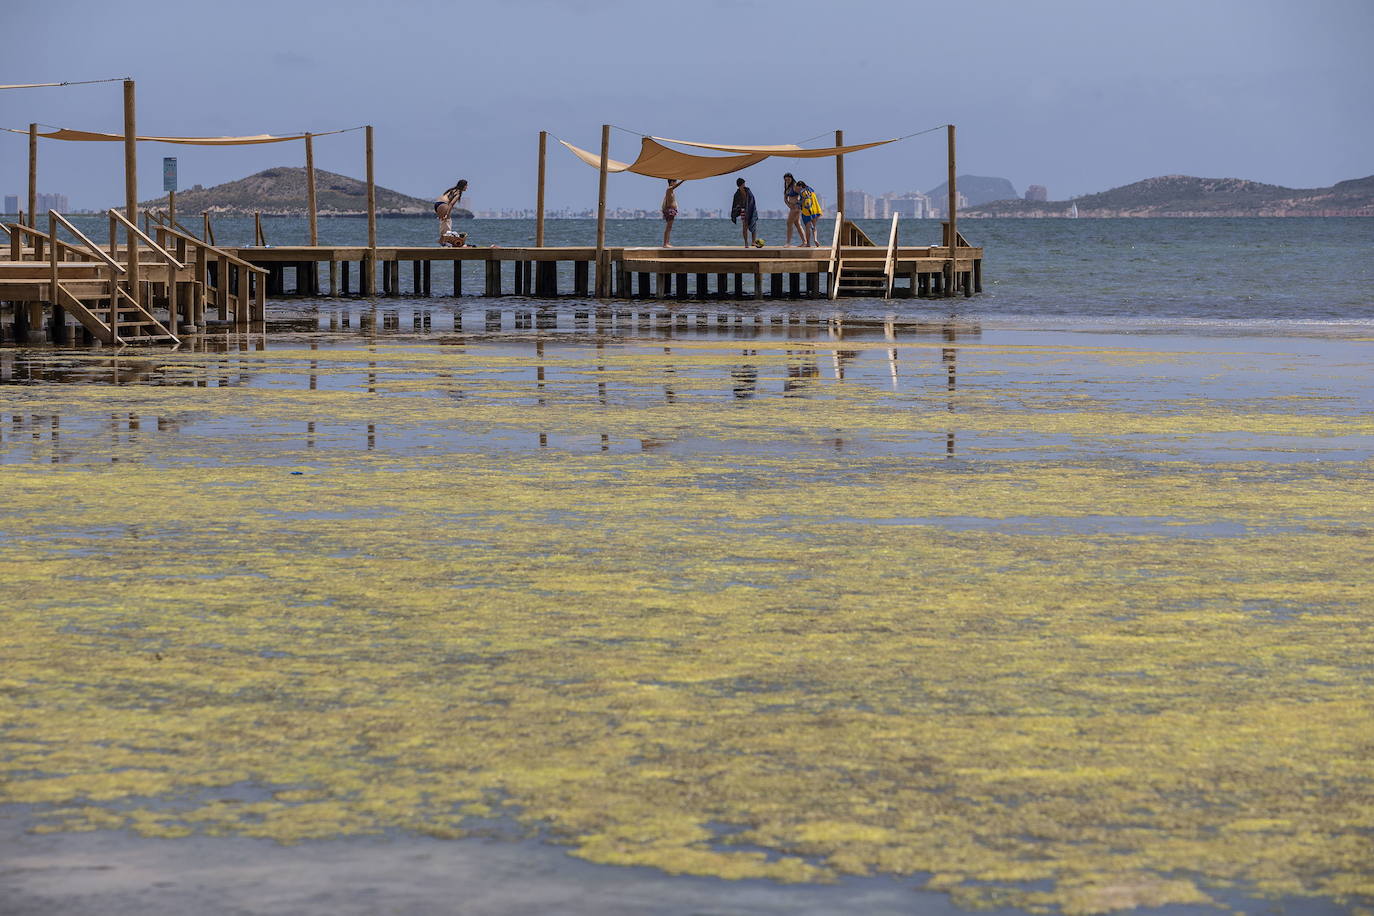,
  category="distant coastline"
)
[963,174,1374,218]
[38,167,1357,220]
